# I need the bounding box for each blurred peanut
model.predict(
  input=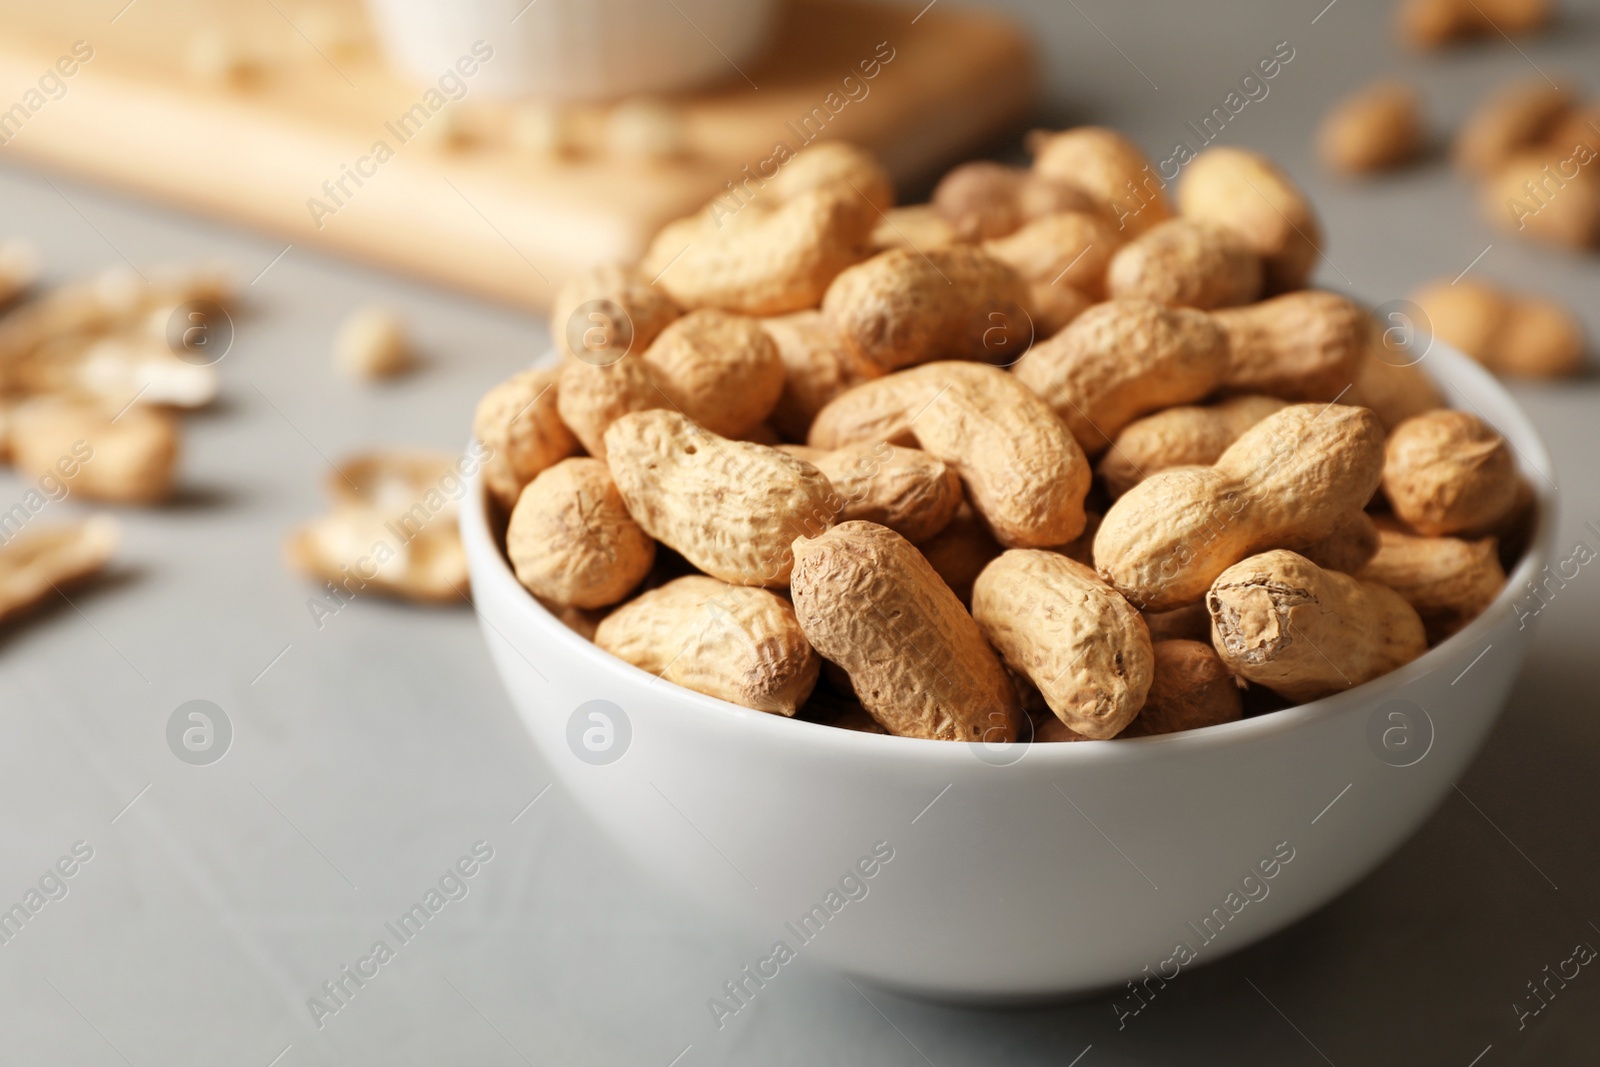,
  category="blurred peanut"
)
[782,442,962,544]
[334,307,410,380]
[983,211,1122,299]
[766,141,895,214]
[932,162,1101,241]
[1454,81,1573,176]
[549,263,681,364]
[1028,127,1174,235]
[643,187,873,315]
[1297,510,1380,574]
[762,310,883,441]
[1319,81,1425,175]
[1178,147,1323,292]
[1397,0,1552,49]
[1485,150,1600,250]
[1410,278,1586,378]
